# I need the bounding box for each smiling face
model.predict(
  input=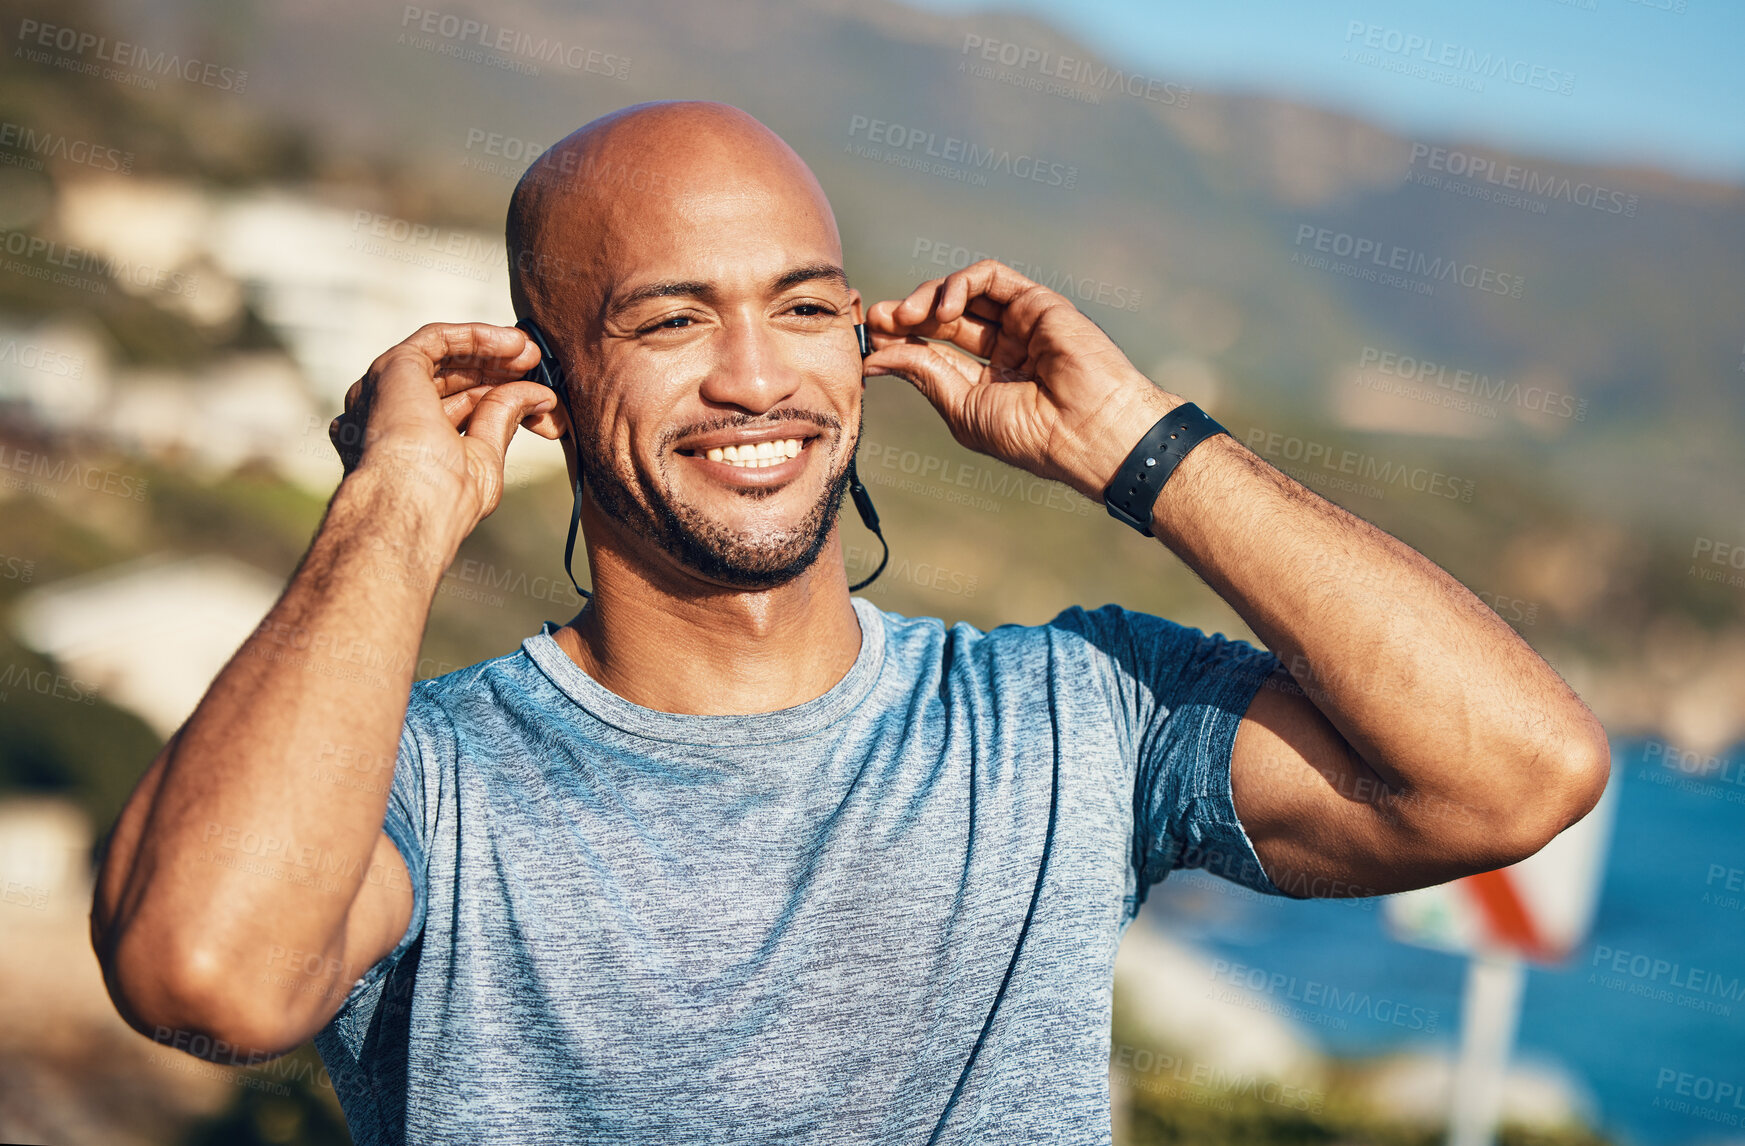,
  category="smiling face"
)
[509,103,865,591]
